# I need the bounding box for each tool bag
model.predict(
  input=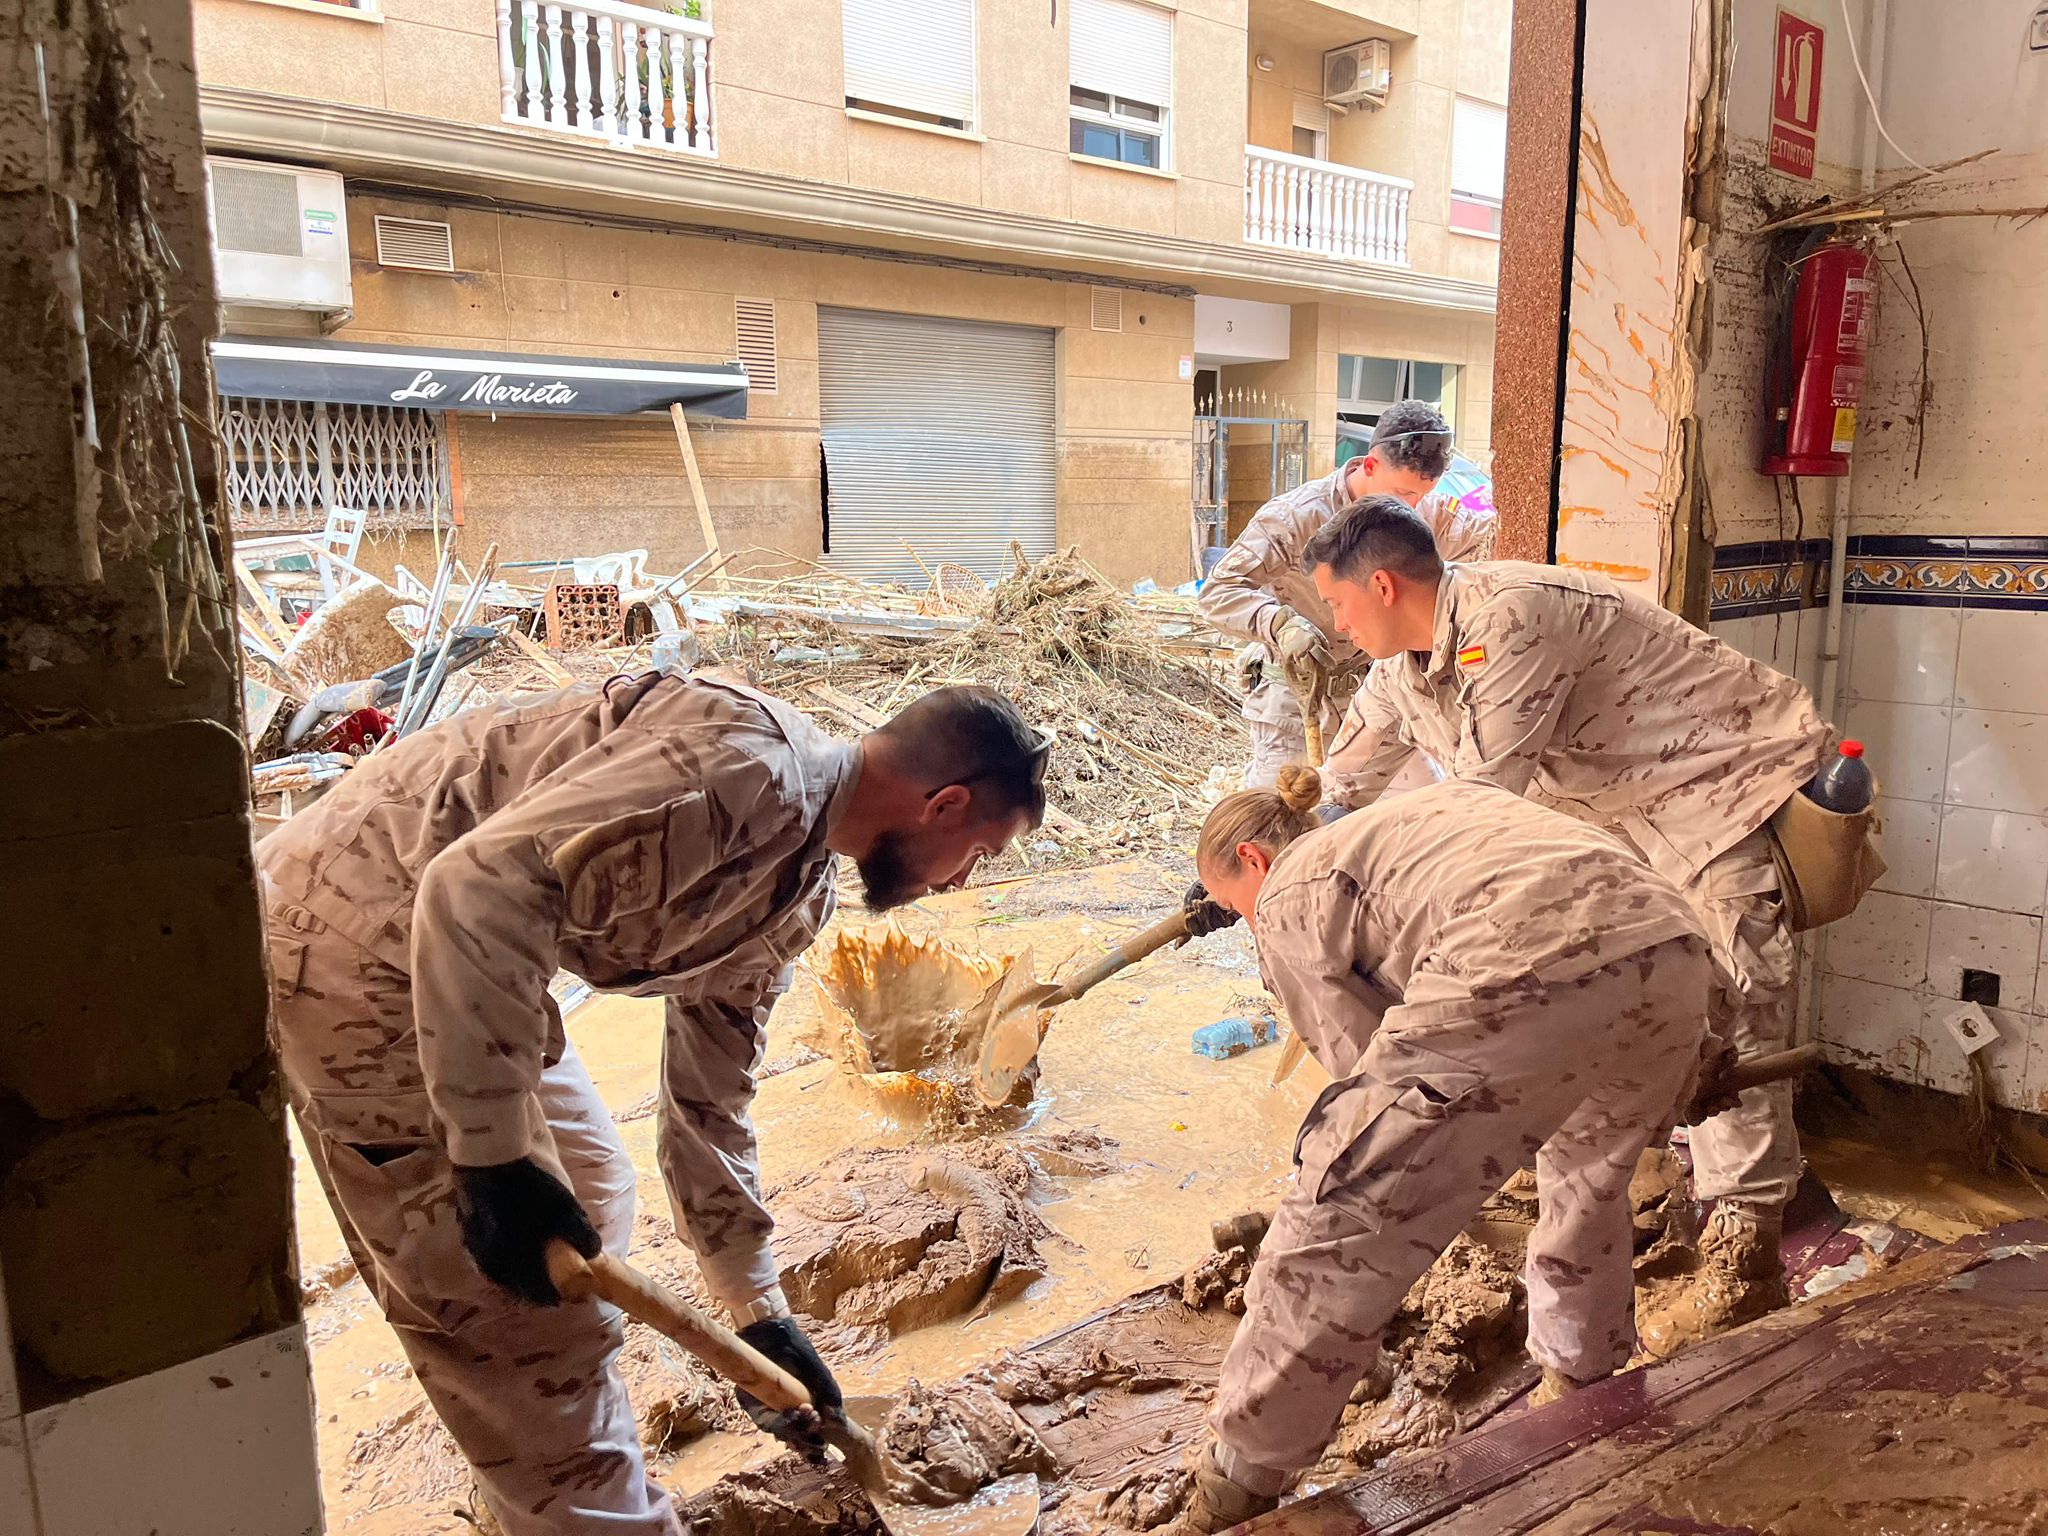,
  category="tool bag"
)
[1765,779,1887,933]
